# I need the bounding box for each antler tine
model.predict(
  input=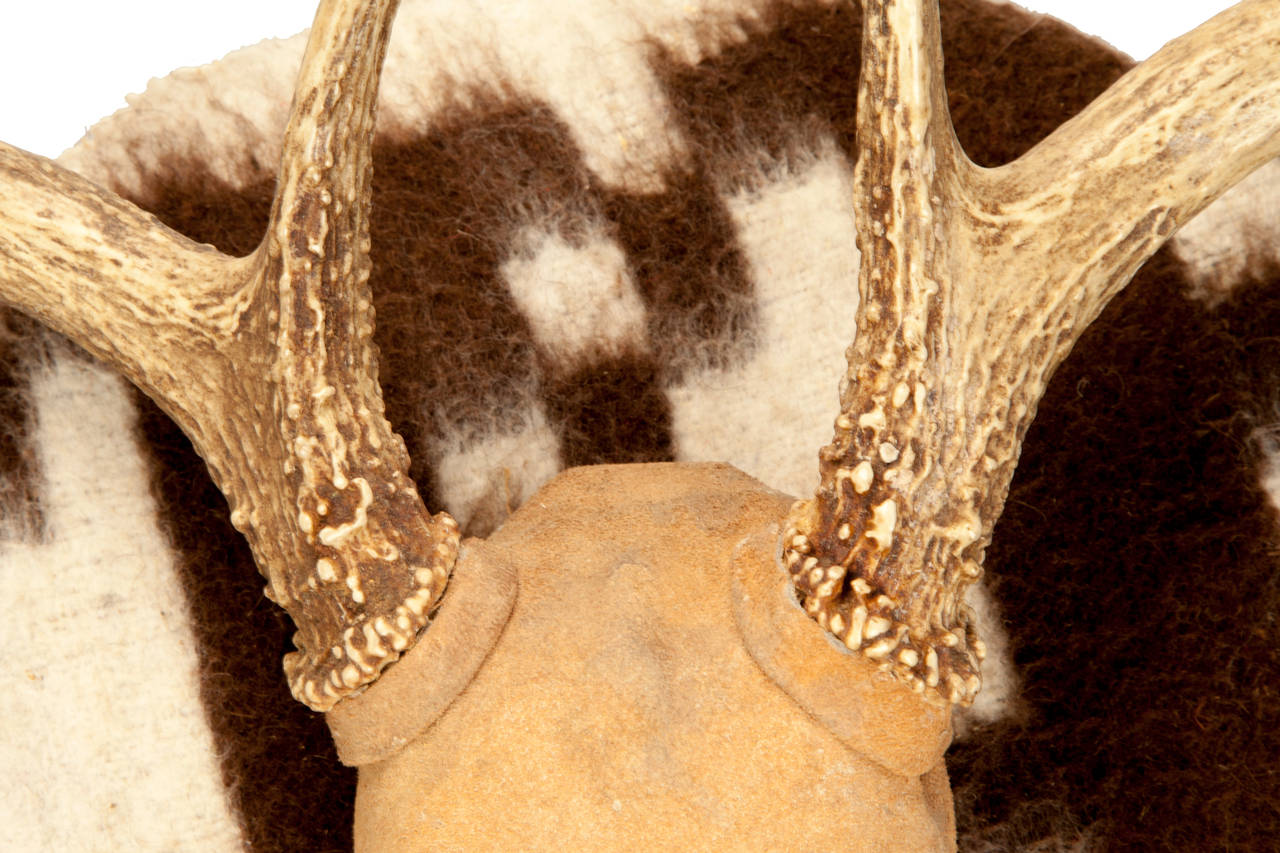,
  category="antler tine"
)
[225,0,462,711]
[0,145,246,411]
[980,0,1280,328]
[782,0,1280,707]
[0,0,459,712]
